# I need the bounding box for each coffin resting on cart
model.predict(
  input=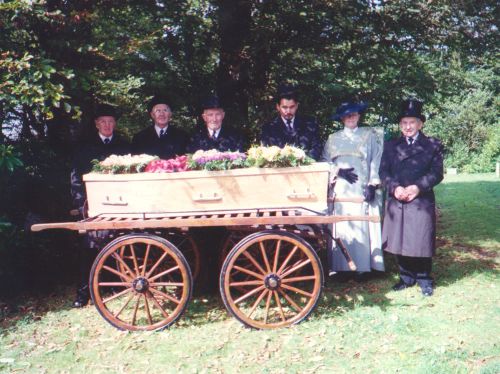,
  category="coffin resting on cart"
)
[31,161,381,331]
[83,162,331,218]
